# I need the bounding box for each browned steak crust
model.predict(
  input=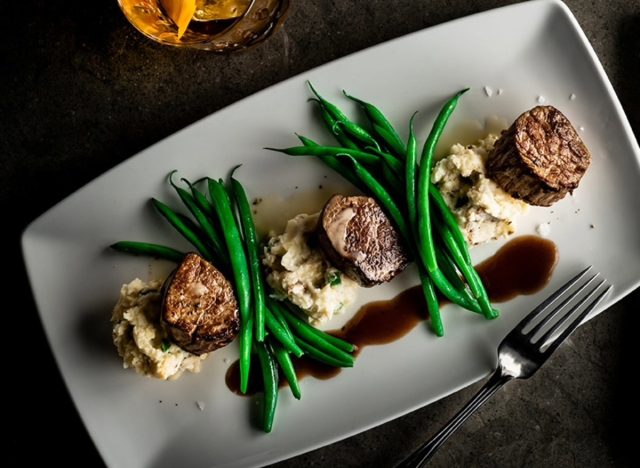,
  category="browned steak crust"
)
[162,253,239,355]
[317,195,409,287]
[487,106,591,206]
